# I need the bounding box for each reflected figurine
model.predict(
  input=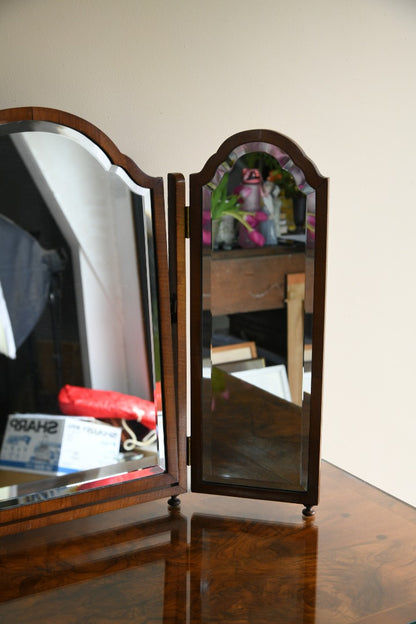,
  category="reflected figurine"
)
[236,168,264,248]
[261,180,279,244]
[235,168,271,247]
